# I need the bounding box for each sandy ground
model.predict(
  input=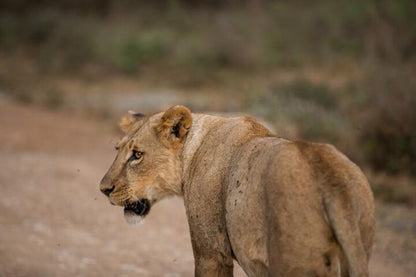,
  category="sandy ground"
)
[0,95,414,276]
